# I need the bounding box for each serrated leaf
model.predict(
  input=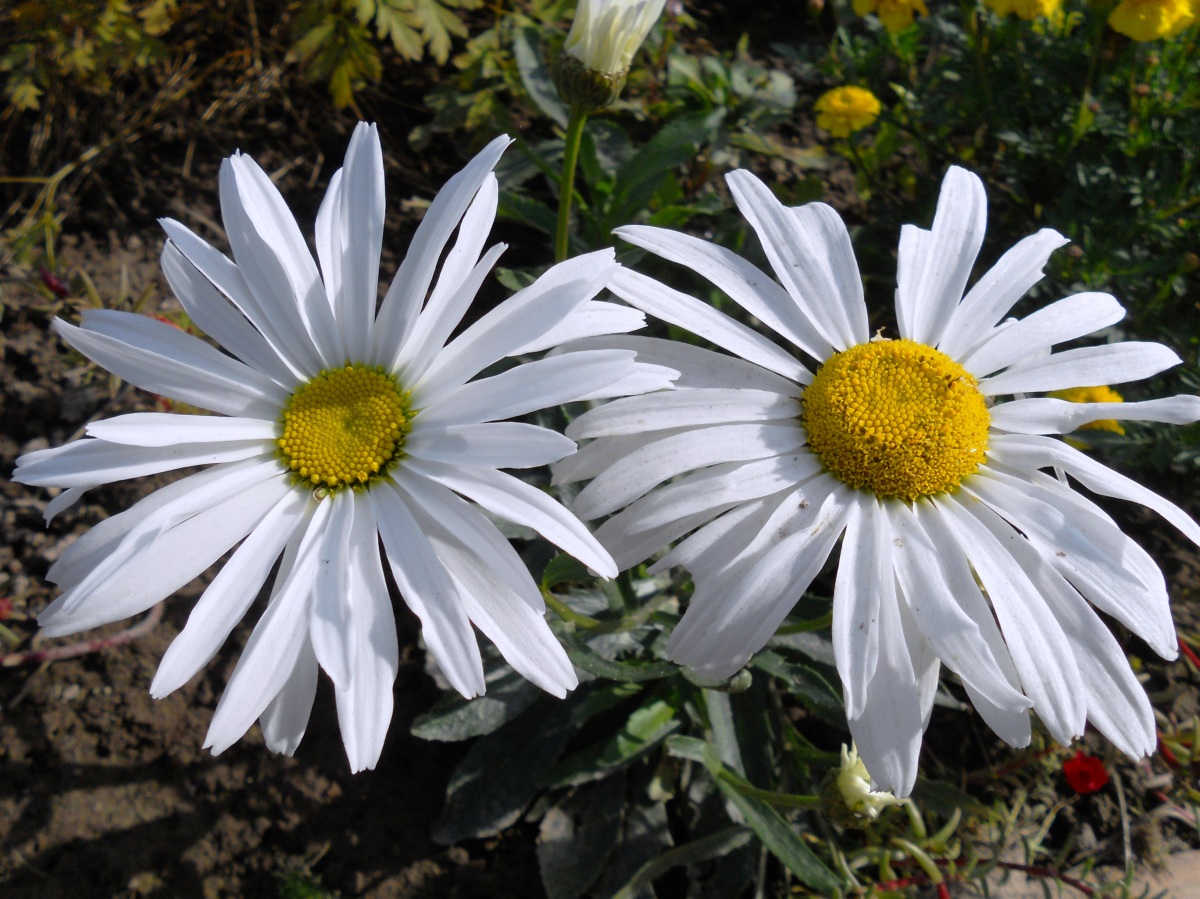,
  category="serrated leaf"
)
[537,774,626,899]
[411,663,541,741]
